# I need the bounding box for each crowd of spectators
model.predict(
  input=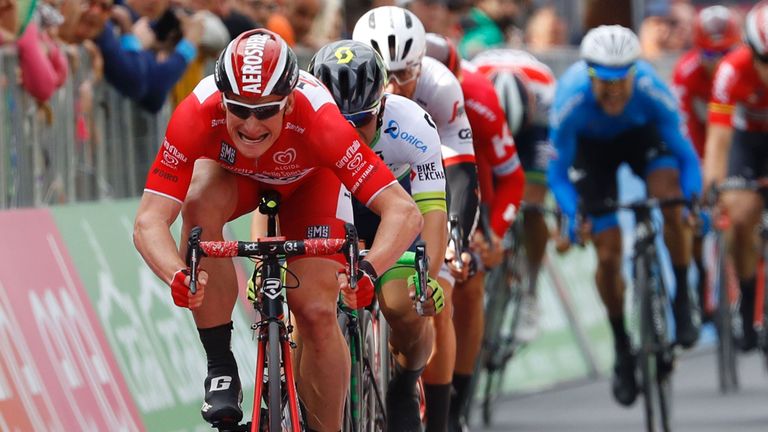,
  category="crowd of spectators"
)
[0,0,755,116]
